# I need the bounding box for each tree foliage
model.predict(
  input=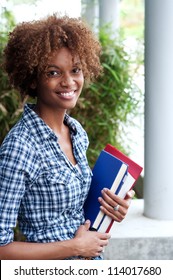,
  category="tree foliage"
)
[70,26,142,167]
[0,8,25,144]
